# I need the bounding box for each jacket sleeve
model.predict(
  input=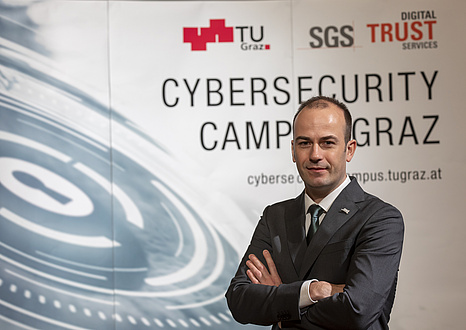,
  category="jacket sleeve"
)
[285,203,404,330]
[225,205,304,326]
